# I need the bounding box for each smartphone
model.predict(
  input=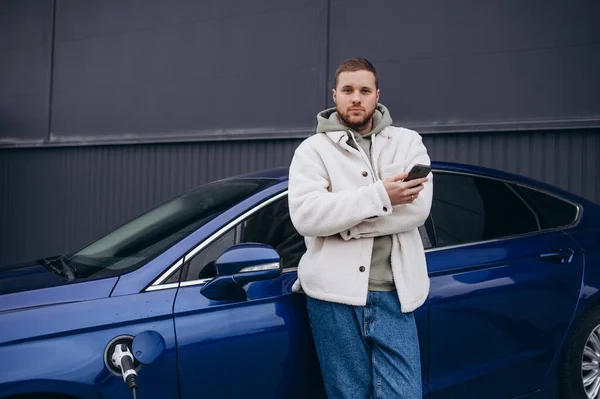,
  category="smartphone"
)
[403,163,432,182]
